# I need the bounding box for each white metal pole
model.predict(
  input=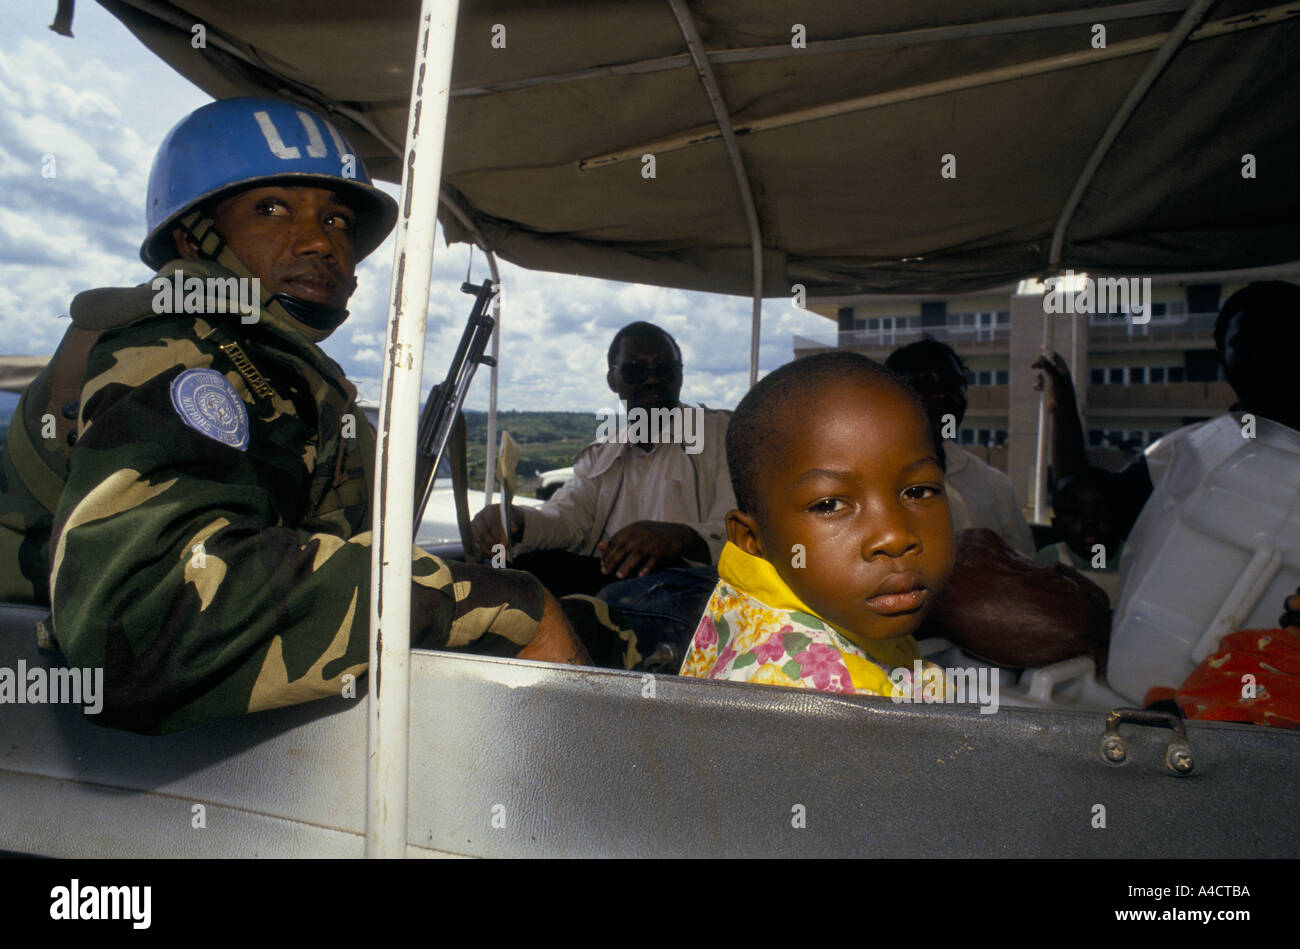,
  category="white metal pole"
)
[1032,306,1049,523]
[582,2,1296,170]
[1048,0,1215,267]
[666,0,765,388]
[483,251,502,507]
[367,0,460,859]
[434,191,503,510]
